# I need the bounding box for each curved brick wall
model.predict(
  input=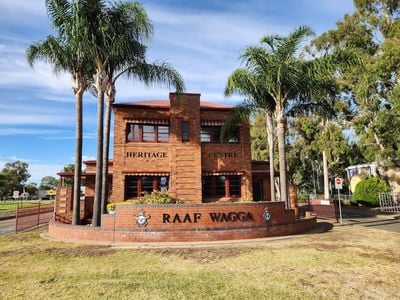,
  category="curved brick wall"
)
[48,202,317,243]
